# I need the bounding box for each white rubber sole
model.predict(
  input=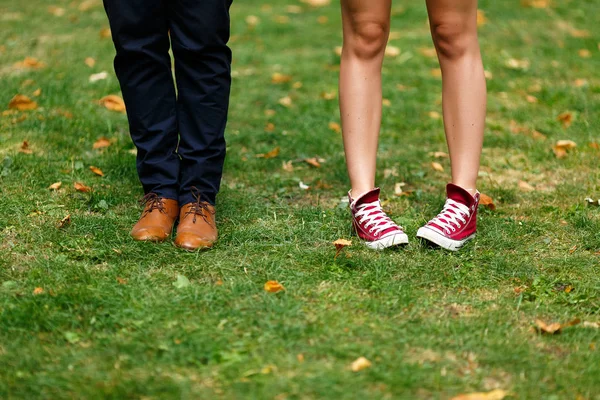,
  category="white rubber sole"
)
[416,226,474,251]
[364,232,409,250]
